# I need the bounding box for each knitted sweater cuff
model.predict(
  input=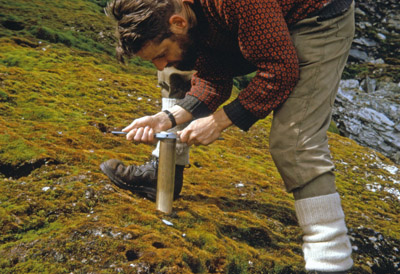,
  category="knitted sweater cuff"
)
[223,98,260,131]
[176,95,213,118]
